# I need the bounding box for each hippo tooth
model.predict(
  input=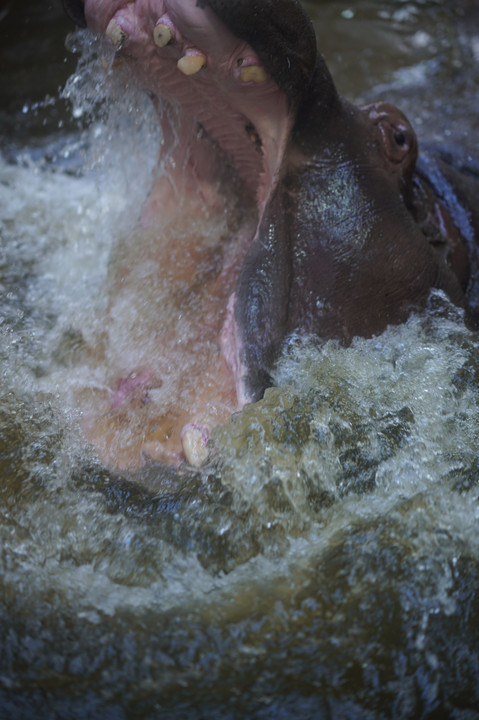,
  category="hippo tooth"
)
[105,18,128,47]
[153,23,175,48]
[181,424,209,467]
[177,54,206,76]
[240,65,268,83]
